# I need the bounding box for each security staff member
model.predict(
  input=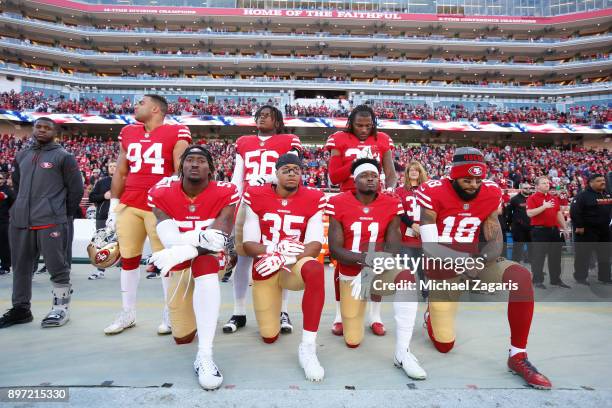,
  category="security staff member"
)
[570,174,612,285]
[0,173,15,275]
[506,183,533,263]
[526,176,570,289]
[0,117,84,329]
